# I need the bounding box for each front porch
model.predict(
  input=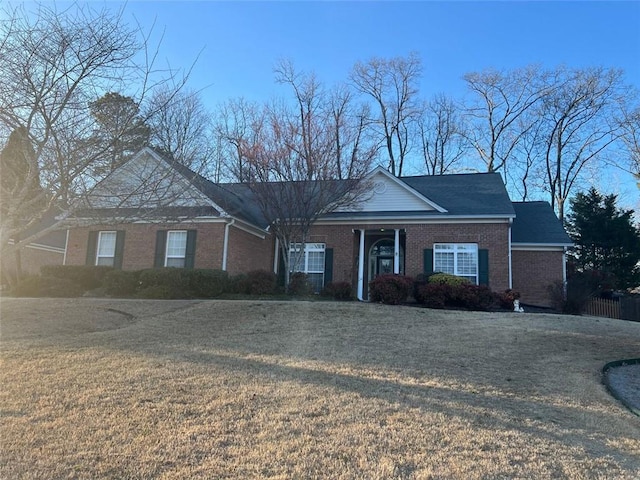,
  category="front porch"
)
[354,228,406,301]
